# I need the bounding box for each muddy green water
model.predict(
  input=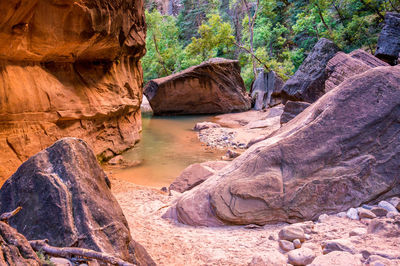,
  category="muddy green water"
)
[110,113,226,188]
